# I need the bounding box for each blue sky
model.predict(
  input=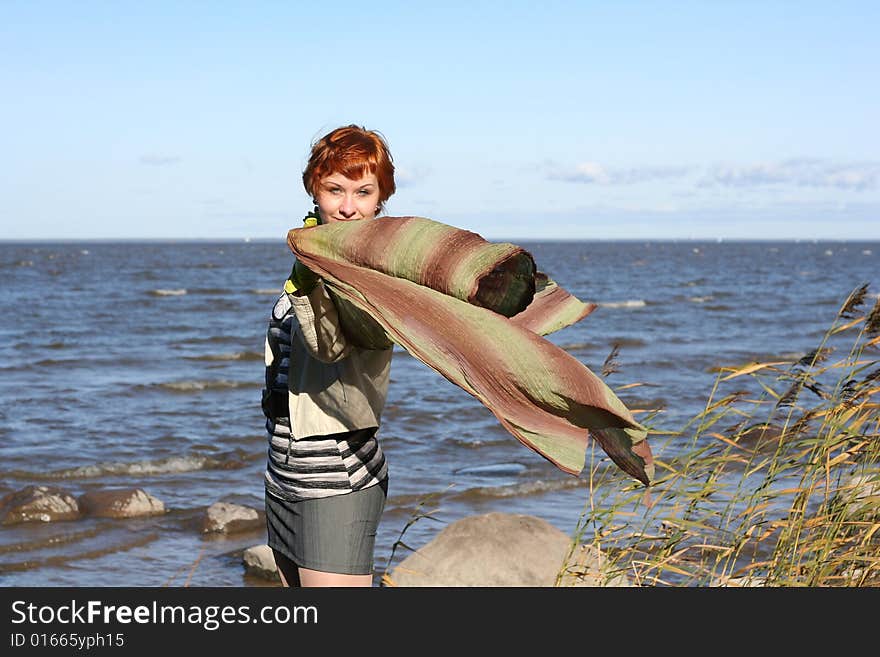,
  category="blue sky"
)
[1,1,878,240]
